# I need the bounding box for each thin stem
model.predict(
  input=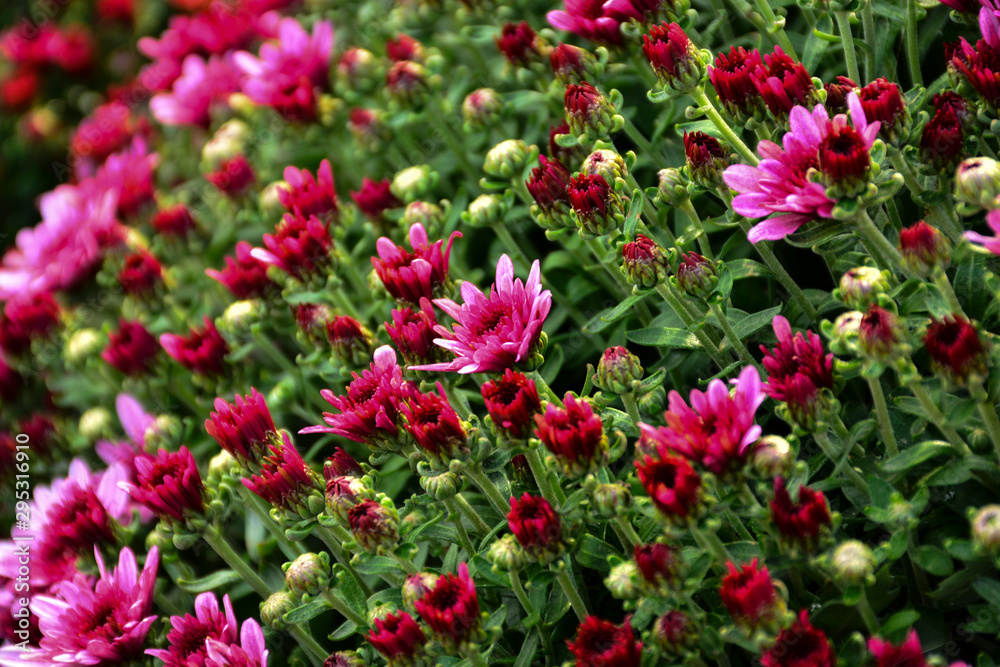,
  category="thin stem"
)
[554,563,589,621]
[202,525,272,598]
[752,0,798,59]
[856,209,905,275]
[464,464,512,515]
[526,369,561,405]
[689,86,759,166]
[890,151,925,195]
[977,400,1000,463]
[691,525,733,574]
[708,301,763,373]
[932,268,966,317]
[857,588,879,634]
[583,236,636,299]
[905,380,971,455]
[621,392,641,425]
[443,497,475,553]
[866,376,900,456]
[907,530,930,603]
[736,219,818,322]
[452,493,491,536]
[390,552,418,574]
[524,445,564,509]
[621,116,661,161]
[237,485,305,560]
[679,199,713,258]
[320,589,367,627]
[613,516,641,551]
[814,431,871,495]
[286,626,328,667]
[723,510,754,542]
[654,284,731,370]
[905,0,924,87]
[861,1,876,81]
[508,569,554,657]
[835,11,862,84]
[312,524,377,594]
